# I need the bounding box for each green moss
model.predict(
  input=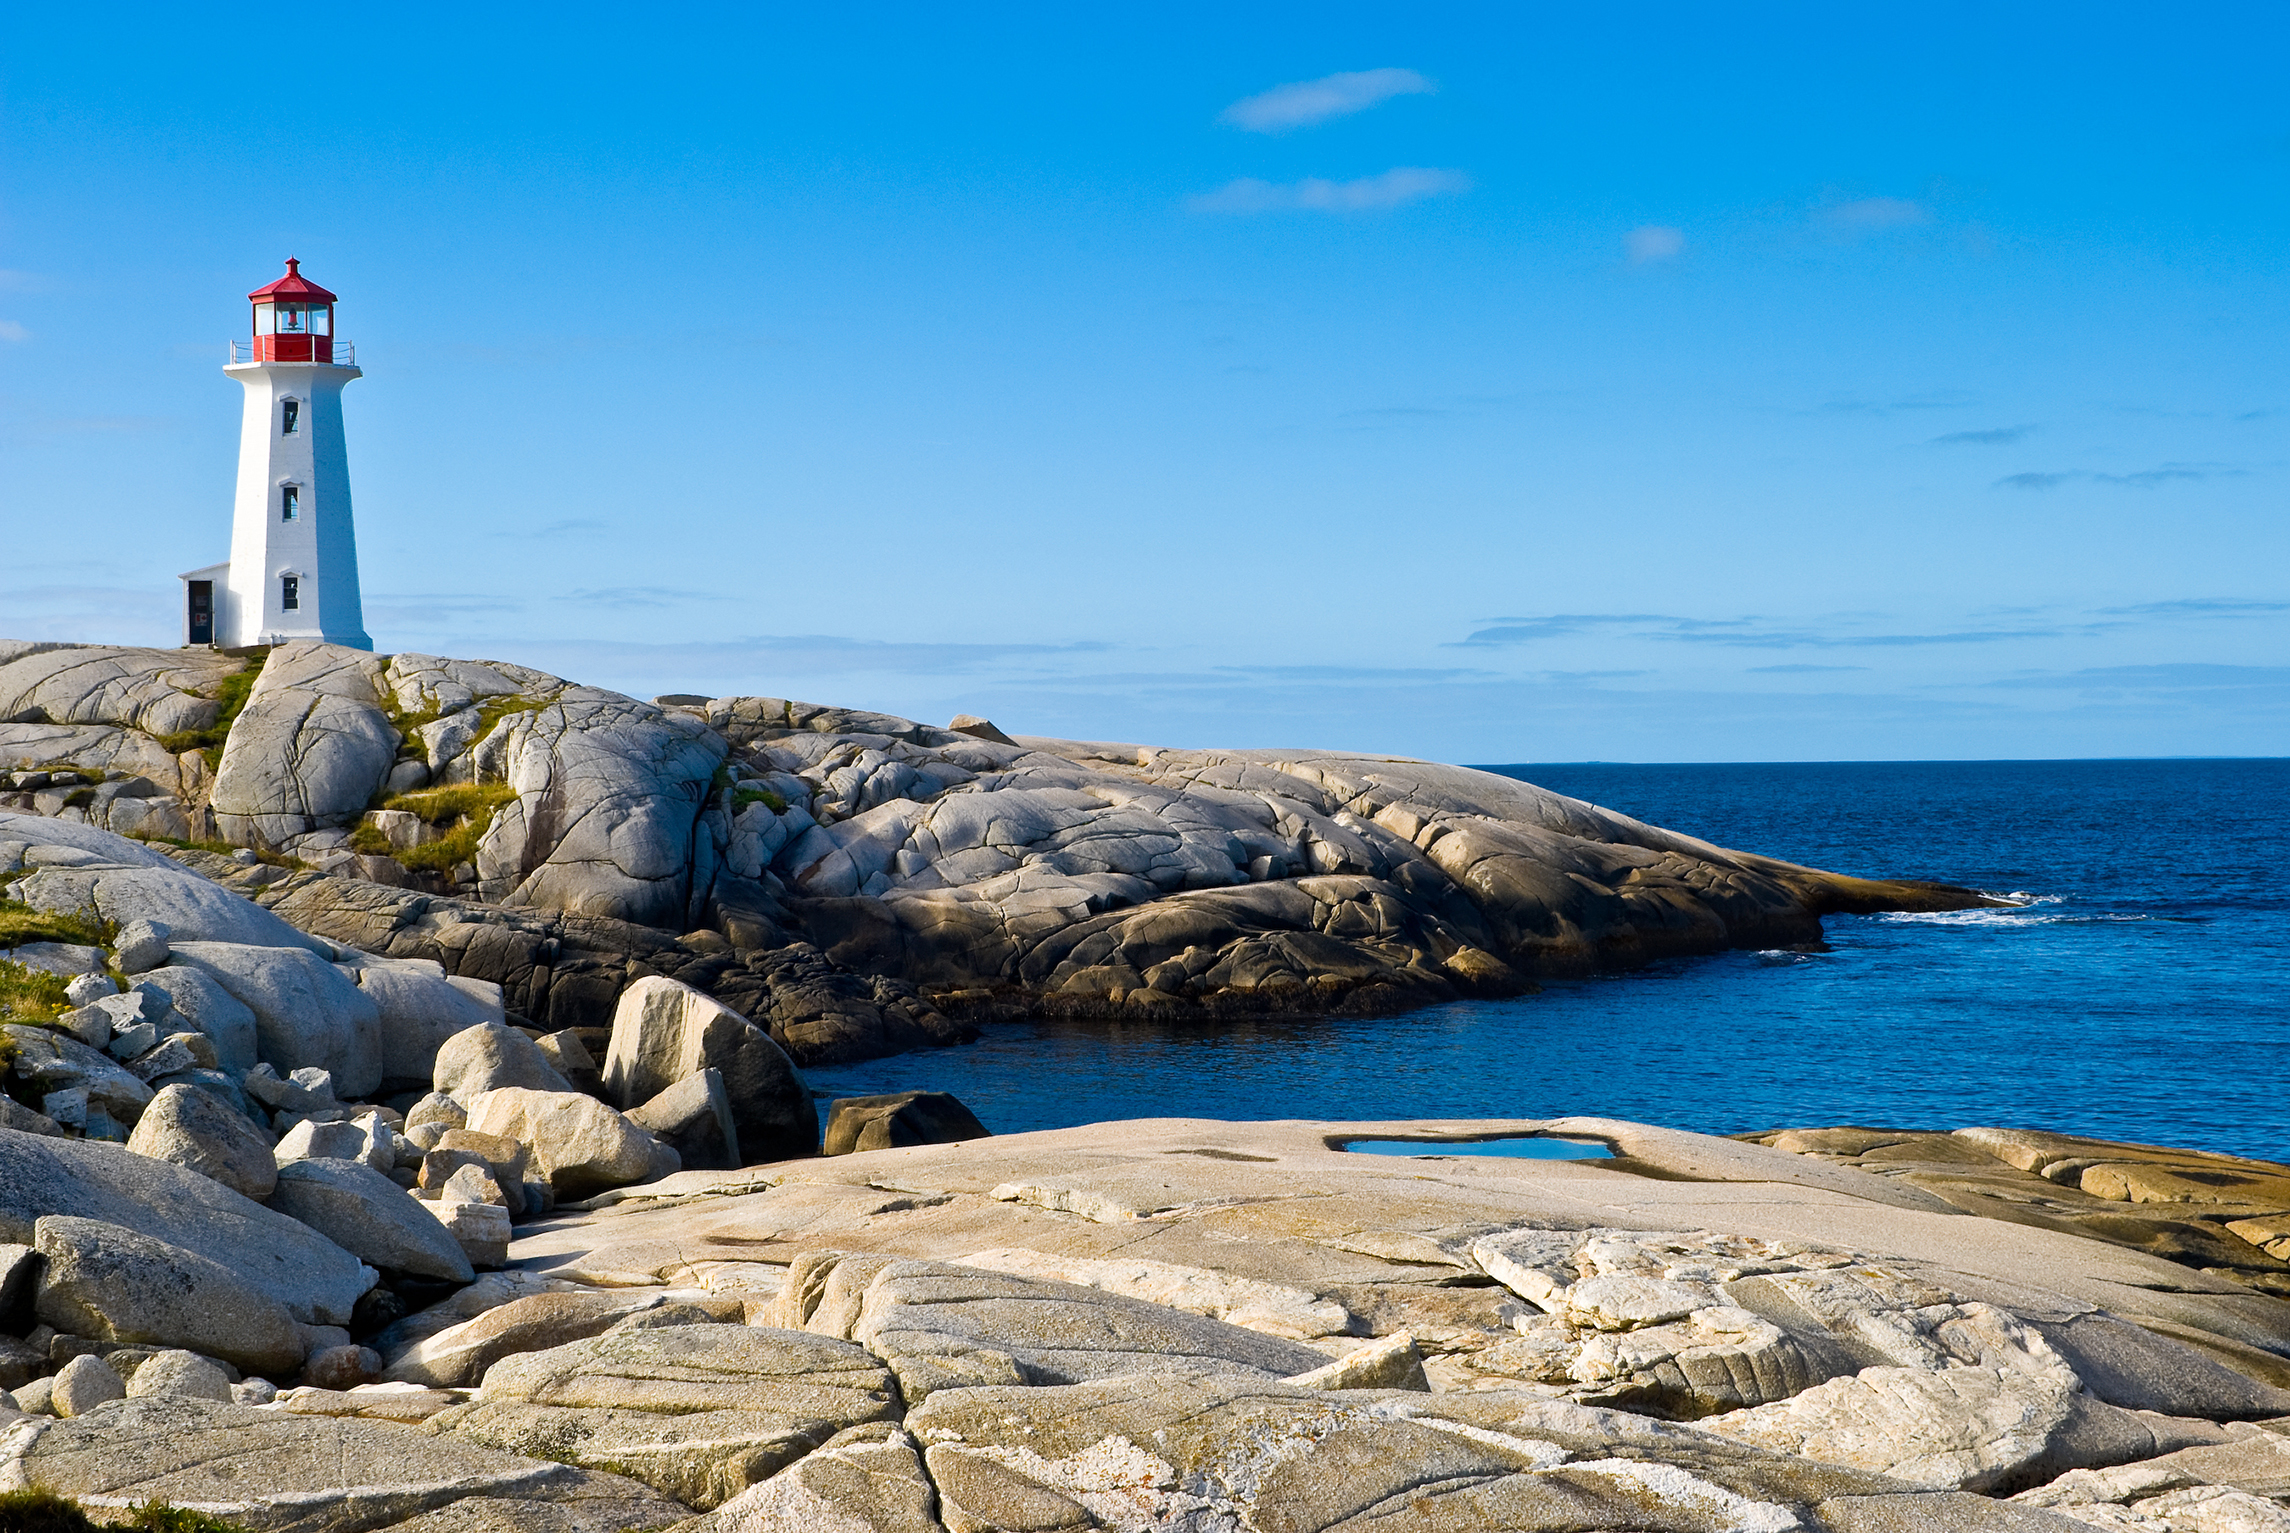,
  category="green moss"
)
[156,650,268,766]
[469,690,558,741]
[61,789,94,809]
[0,1490,262,1533]
[731,785,787,814]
